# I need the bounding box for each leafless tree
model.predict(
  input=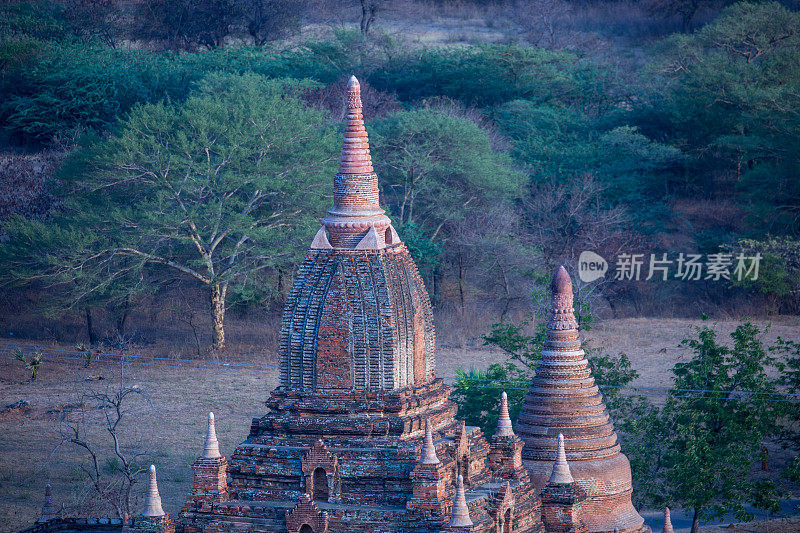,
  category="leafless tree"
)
[450,204,535,319]
[515,0,571,48]
[522,173,641,316]
[60,370,149,523]
[136,0,238,49]
[303,75,400,121]
[235,0,308,46]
